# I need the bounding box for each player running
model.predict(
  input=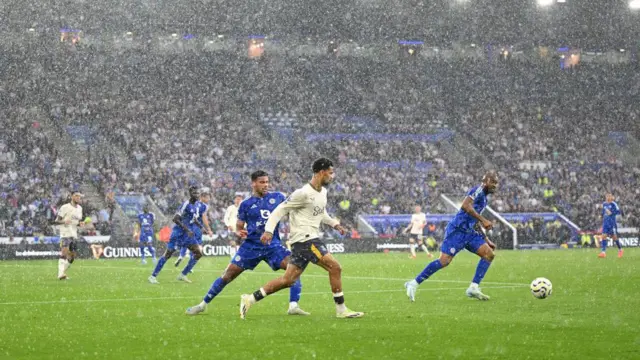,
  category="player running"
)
[54,191,84,280]
[405,172,499,301]
[598,193,623,258]
[134,205,157,264]
[403,205,432,259]
[175,192,214,268]
[148,186,205,284]
[239,159,364,319]
[186,170,309,316]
